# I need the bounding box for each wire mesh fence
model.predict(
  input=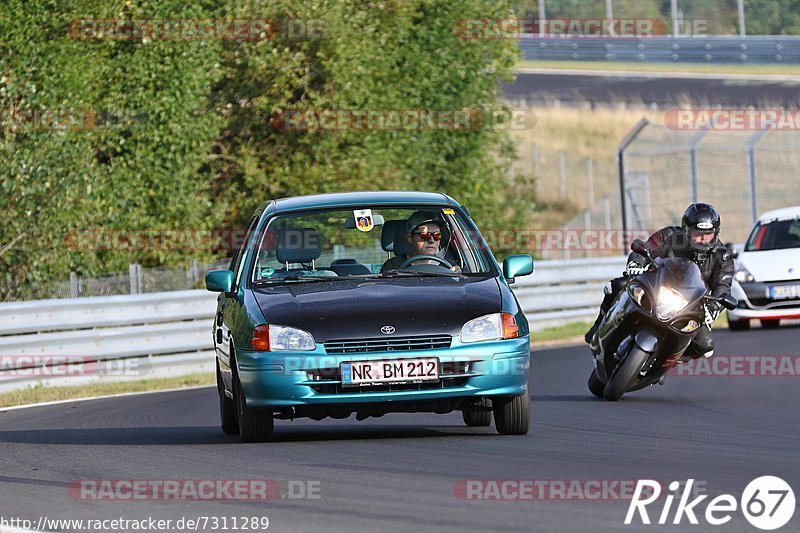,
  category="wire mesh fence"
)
[22,258,232,301]
[553,117,800,259]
